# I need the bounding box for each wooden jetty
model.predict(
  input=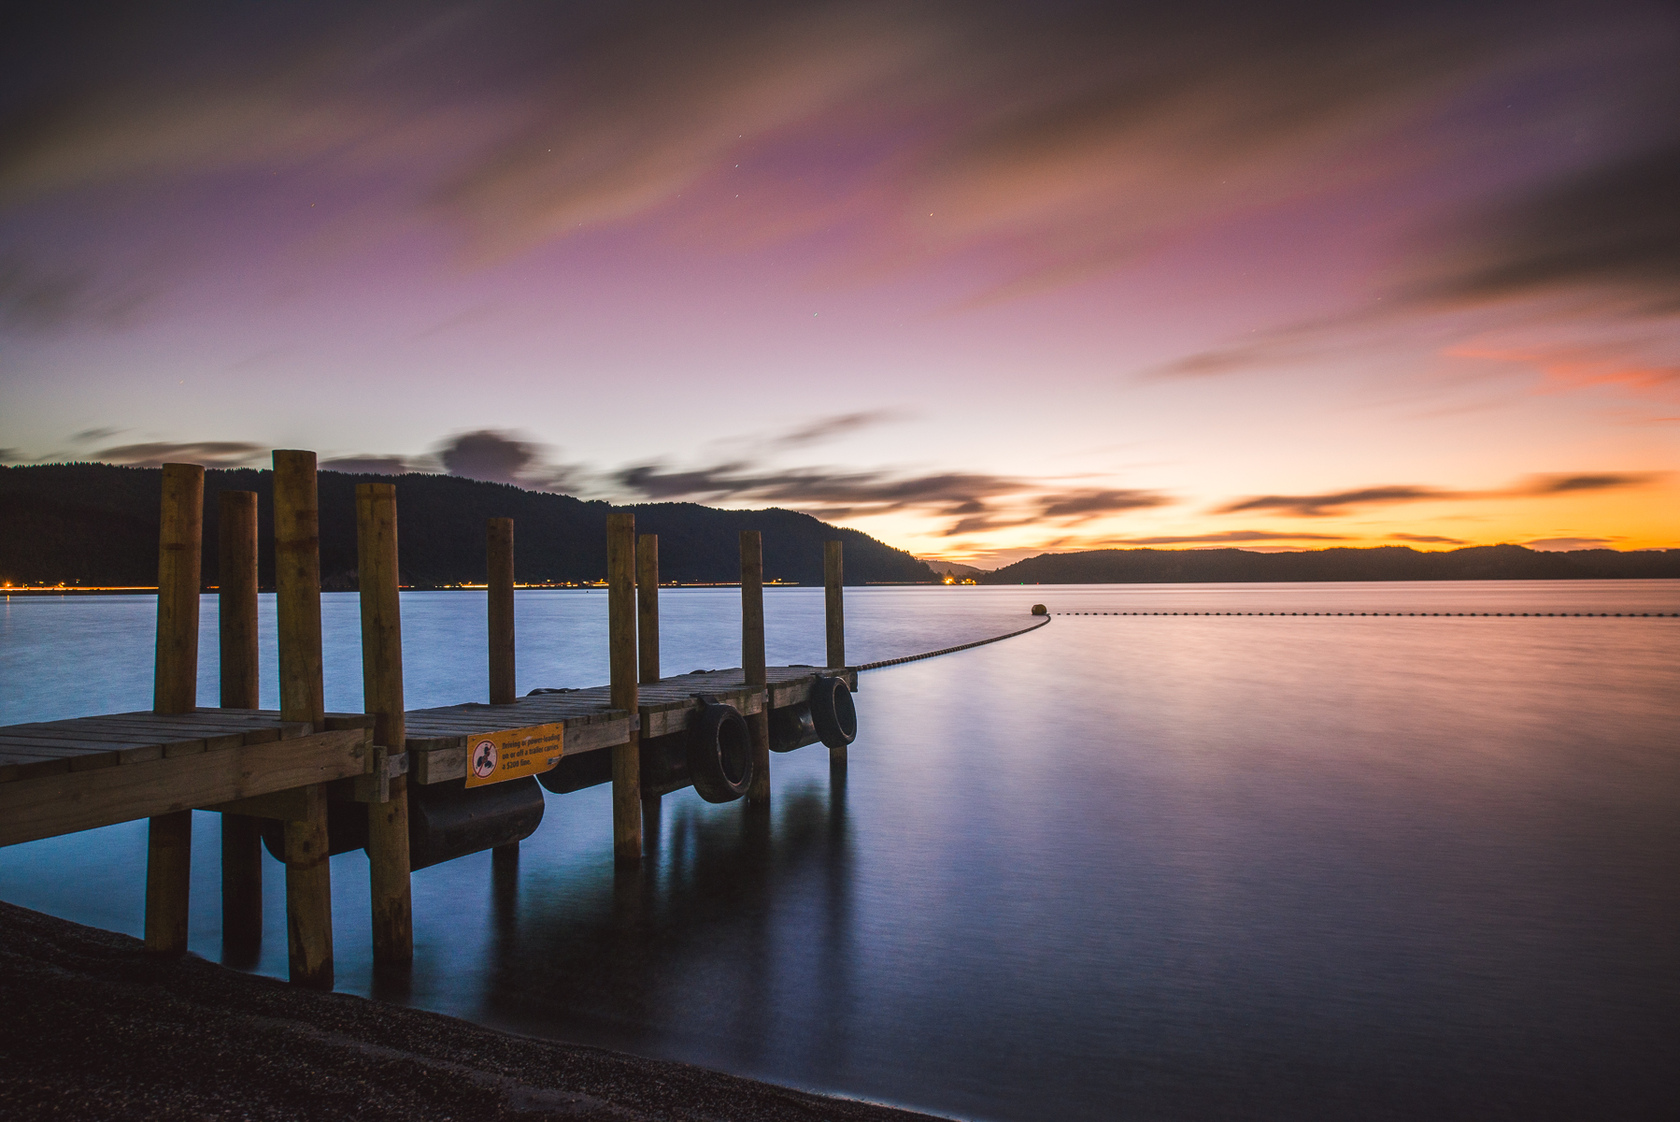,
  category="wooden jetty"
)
[0,452,856,989]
